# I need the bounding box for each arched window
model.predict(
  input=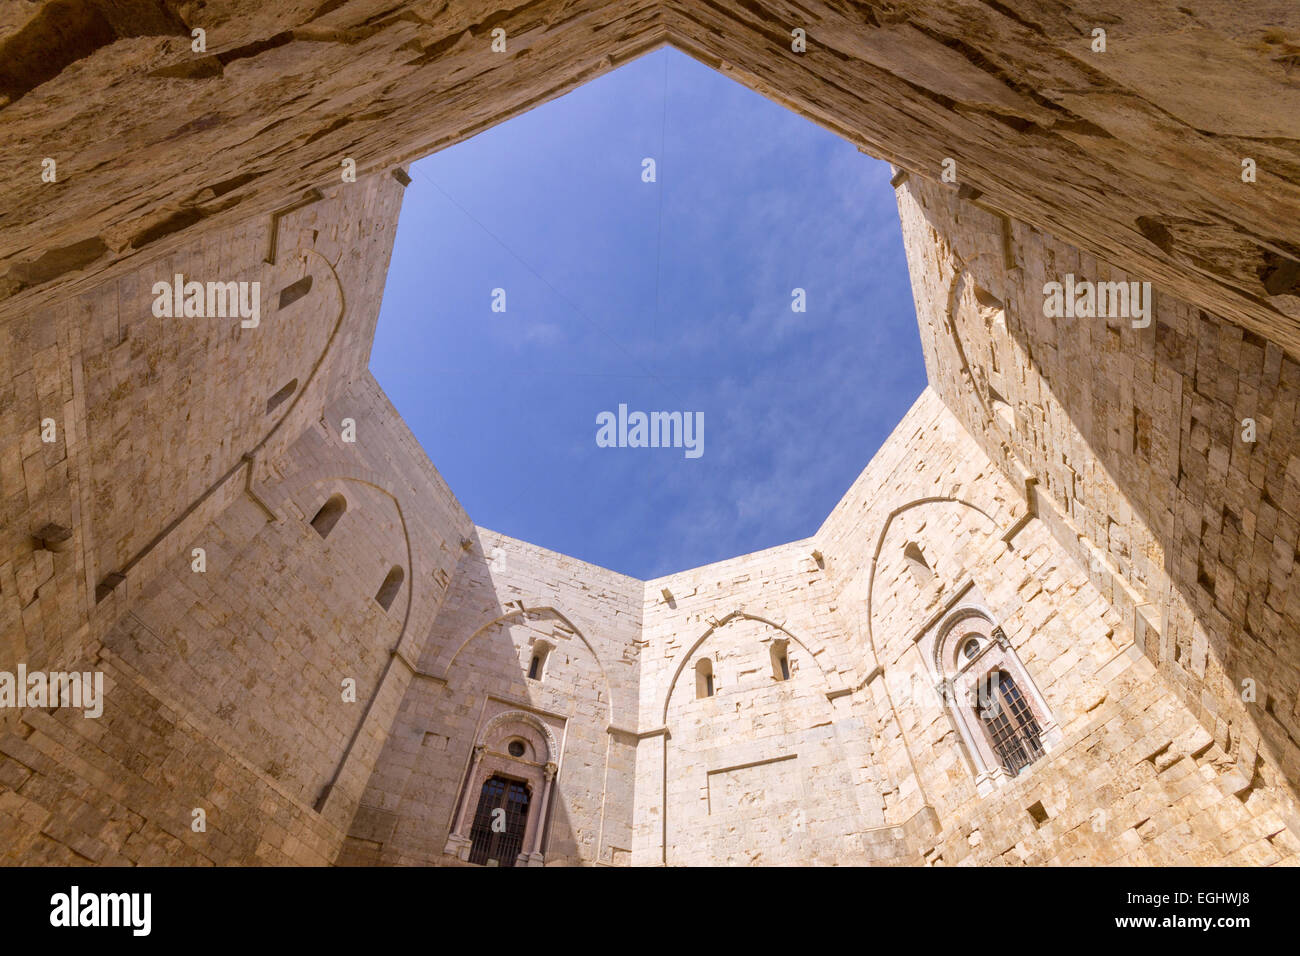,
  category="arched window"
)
[266,378,297,414]
[310,493,346,538]
[375,565,403,611]
[770,639,791,681]
[527,641,552,682]
[976,670,1044,777]
[277,275,313,309]
[933,604,1059,792]
[695,658,714,699]
[903,541,934,586]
